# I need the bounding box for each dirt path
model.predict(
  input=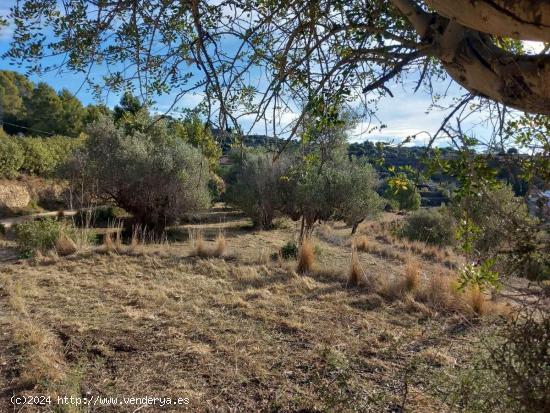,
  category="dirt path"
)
[0,210,78,229]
